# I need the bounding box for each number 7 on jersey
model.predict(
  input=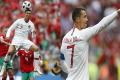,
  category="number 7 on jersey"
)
[67,44,75,68]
